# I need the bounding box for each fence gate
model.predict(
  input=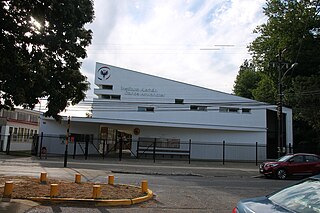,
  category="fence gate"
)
[31,134,39,156]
